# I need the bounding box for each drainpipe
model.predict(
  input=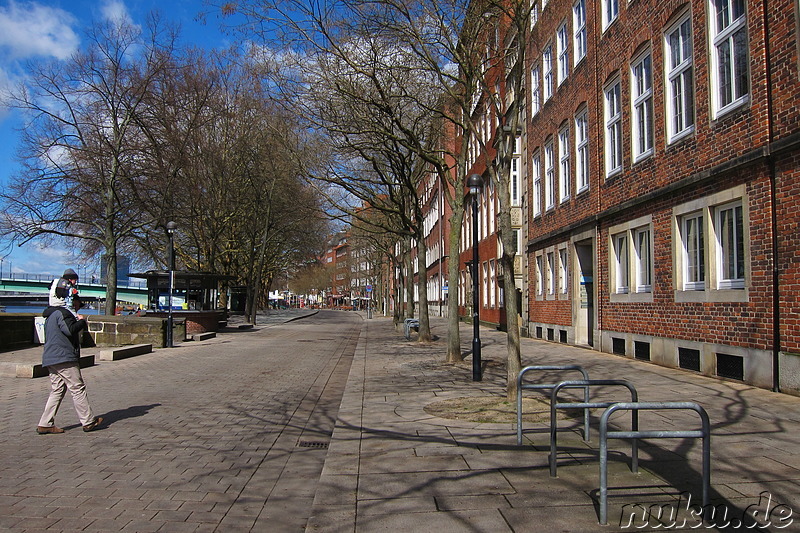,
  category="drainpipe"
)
[763,0,780,392]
